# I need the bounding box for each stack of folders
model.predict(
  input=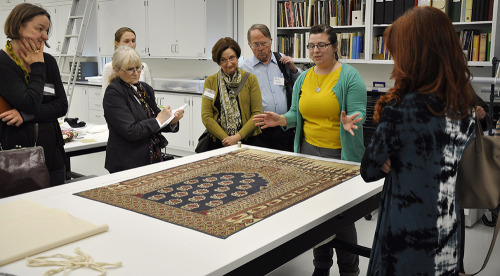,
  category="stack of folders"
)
[460,29,492,62]
[374,0,494,24]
